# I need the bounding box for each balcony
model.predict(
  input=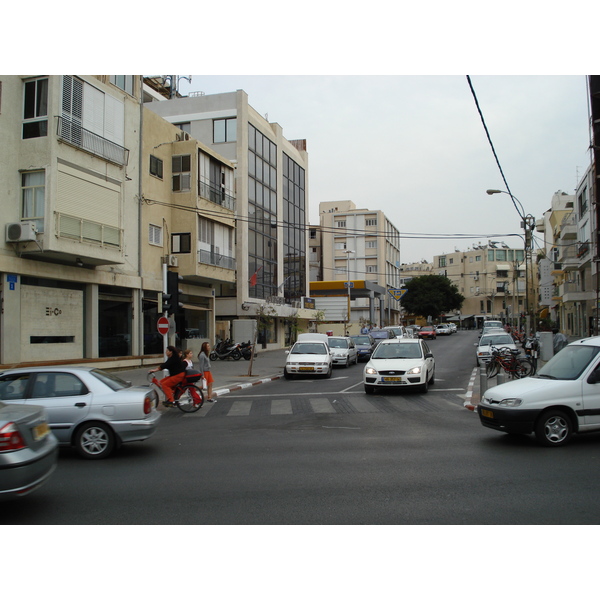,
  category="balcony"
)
[56,212,122,249]
[57,116,129,166]
[198,179,235,212]
[198,248,236,270]
[560,213,577,240]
